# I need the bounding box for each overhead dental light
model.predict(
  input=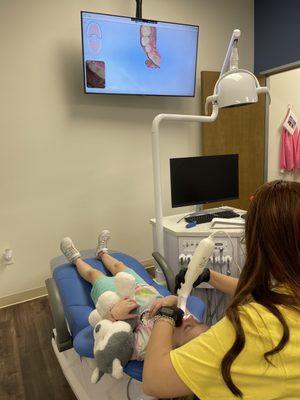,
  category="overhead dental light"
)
[152,29,270,256]
[205,30,270,111]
